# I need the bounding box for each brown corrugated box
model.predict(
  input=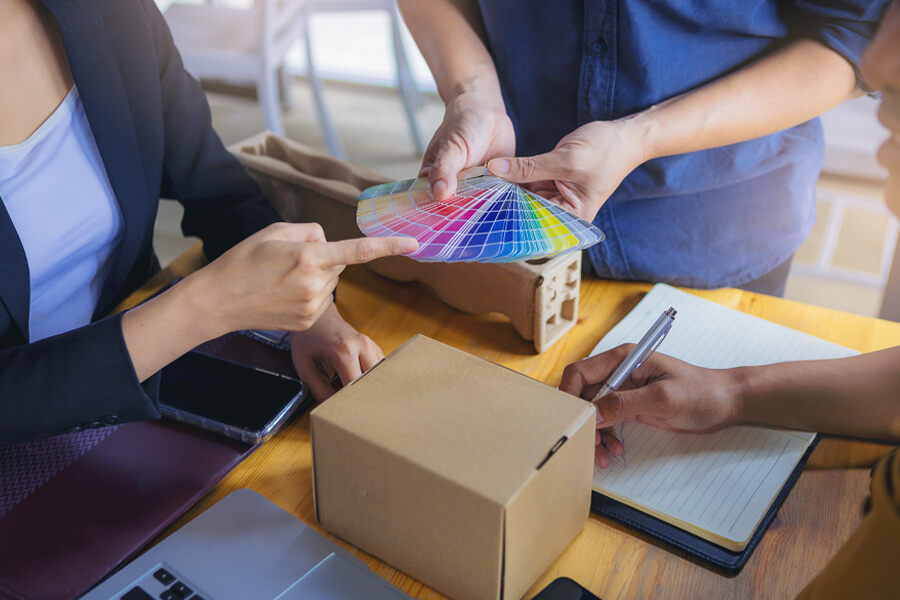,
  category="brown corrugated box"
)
[310,335,595,600]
